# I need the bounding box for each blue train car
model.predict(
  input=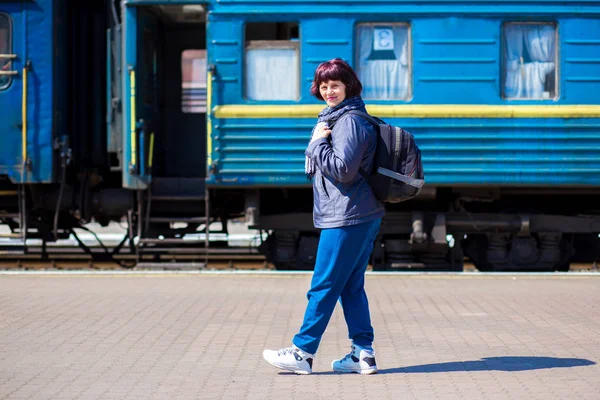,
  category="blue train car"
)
[0,0,61,184]
[196,0,600,271]
[1,0,600,271]
[0,0,123,241]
